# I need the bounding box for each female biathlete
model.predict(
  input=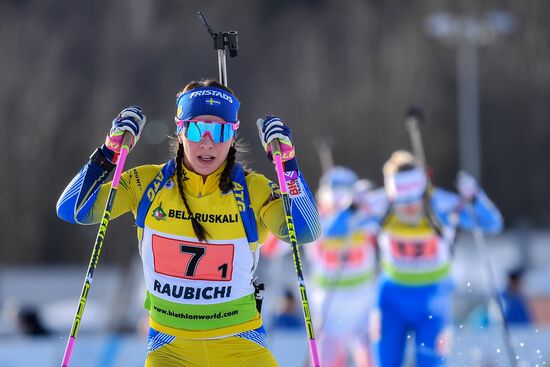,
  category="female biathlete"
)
[363,150,503,367]
[56,79,321,366]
